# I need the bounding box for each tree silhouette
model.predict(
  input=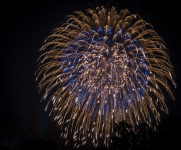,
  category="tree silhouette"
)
[135,122,154,150]
[109,117,181,150]
[110,120,135,150]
